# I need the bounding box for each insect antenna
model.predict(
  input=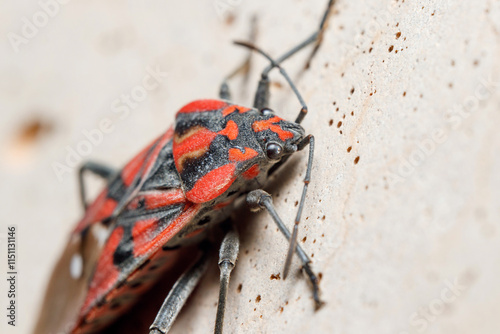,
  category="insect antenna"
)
[241,0,335,123]
[233,40,308,121]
